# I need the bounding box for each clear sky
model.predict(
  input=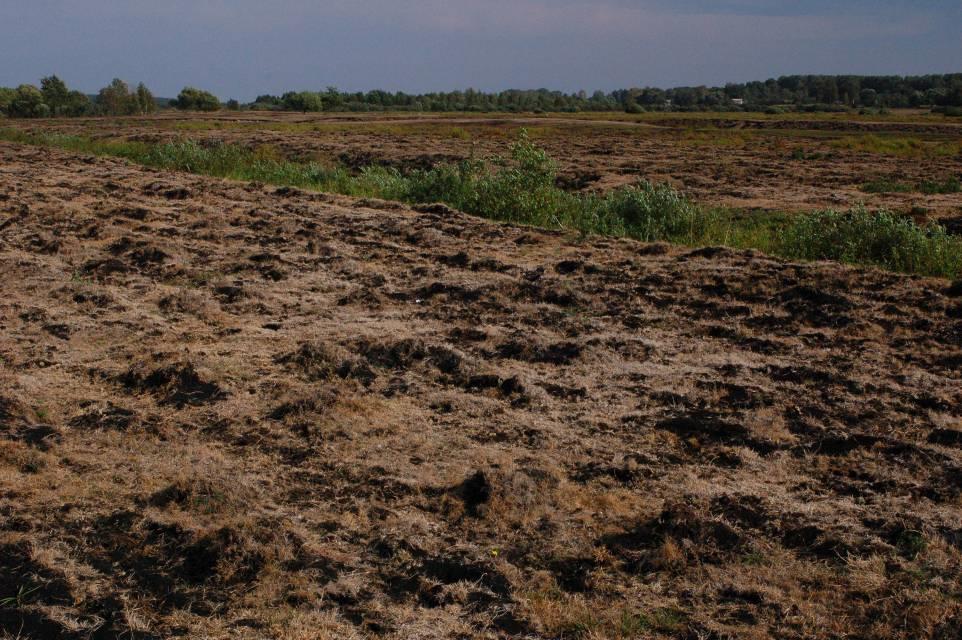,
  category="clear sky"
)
[1,1,959,101]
